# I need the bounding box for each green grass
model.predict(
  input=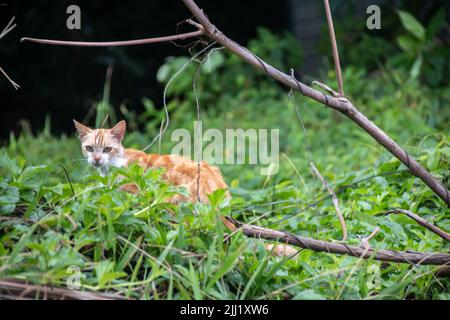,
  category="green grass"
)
[0,131,449,299]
